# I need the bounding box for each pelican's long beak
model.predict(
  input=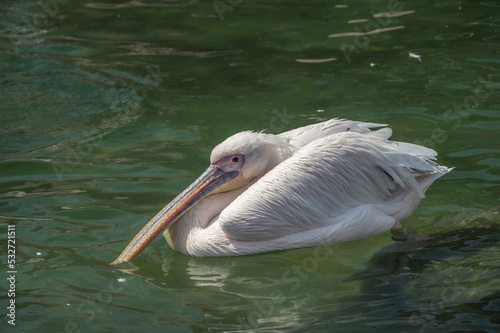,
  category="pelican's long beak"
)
[110,166,239,266]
